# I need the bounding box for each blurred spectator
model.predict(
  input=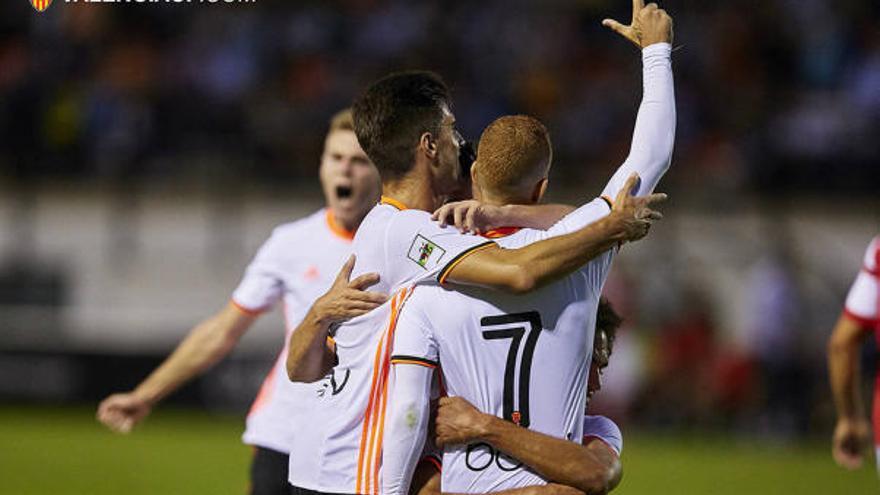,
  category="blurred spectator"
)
[0,0,876,192]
